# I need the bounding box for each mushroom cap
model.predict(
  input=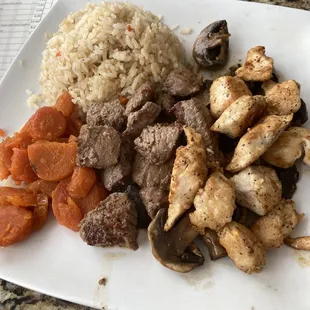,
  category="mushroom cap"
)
[148,209,204,273]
